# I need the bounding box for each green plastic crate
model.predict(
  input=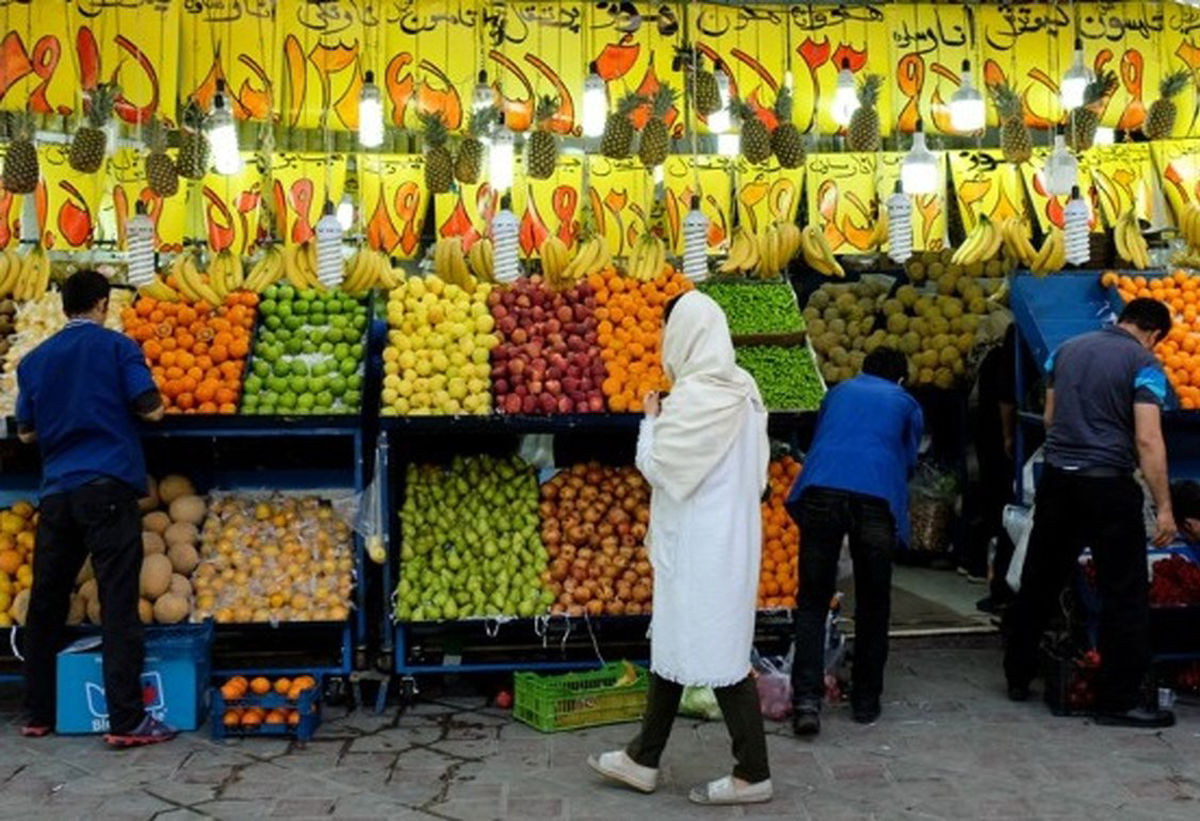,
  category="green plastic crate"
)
[513,662,648,733]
